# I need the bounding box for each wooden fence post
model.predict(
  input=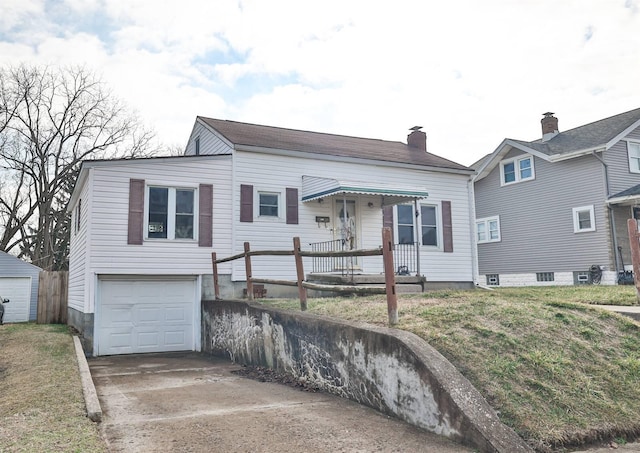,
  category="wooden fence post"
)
[244,242,253,300]
[293,237,307,310]
[382,227,398,325]
[627,219,640,302]
[211,252,220,300]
